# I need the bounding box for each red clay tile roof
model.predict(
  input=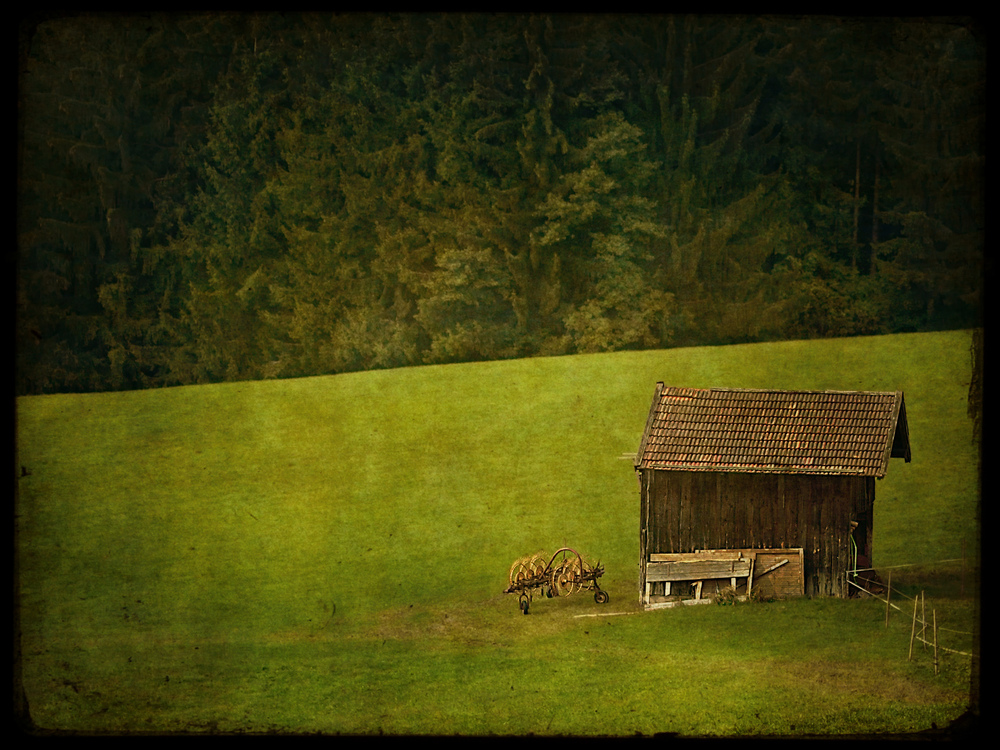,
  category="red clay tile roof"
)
[636,385,910,477]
